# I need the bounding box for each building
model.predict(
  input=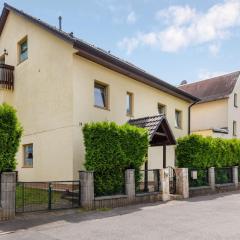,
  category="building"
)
[179,71,240,138]
[0,4,197,181]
